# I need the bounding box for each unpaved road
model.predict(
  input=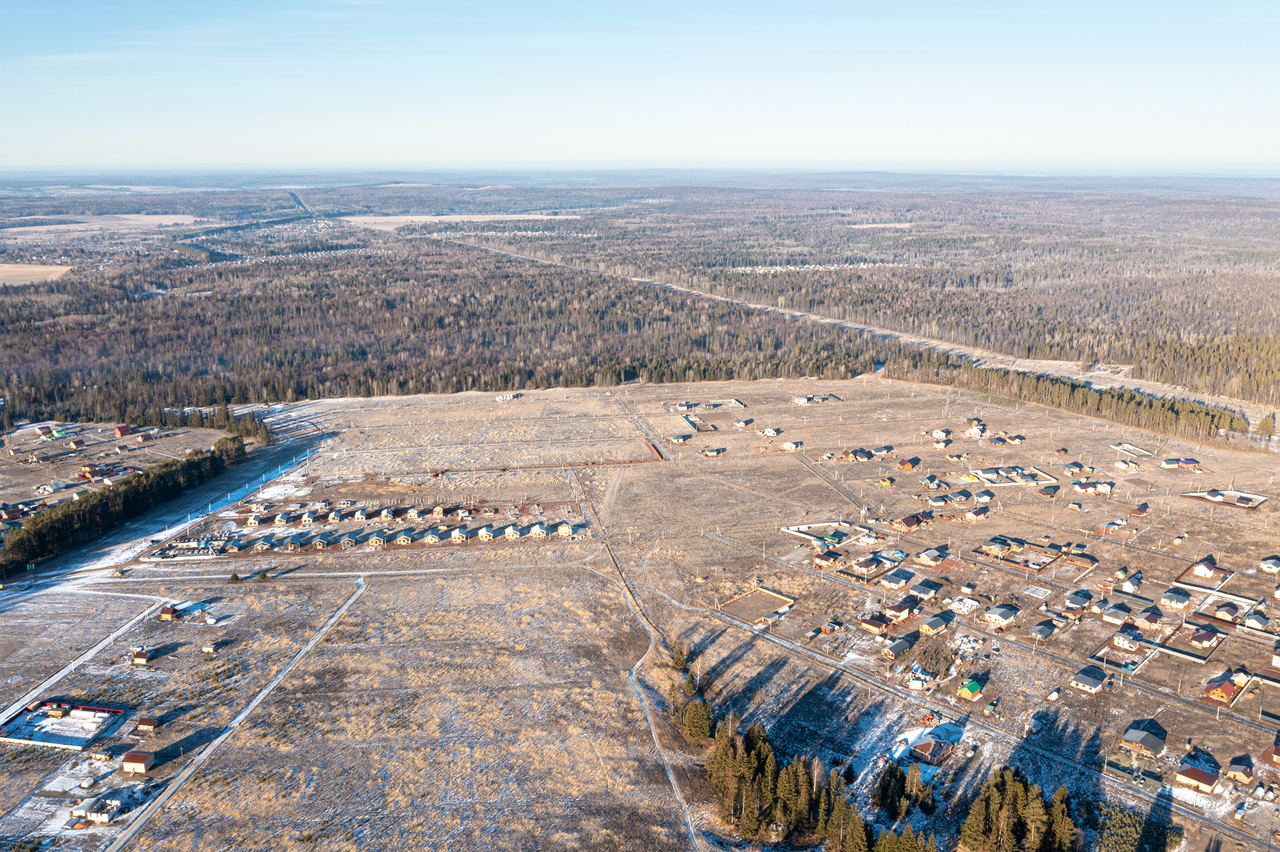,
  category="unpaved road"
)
[438,238,1273,428]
